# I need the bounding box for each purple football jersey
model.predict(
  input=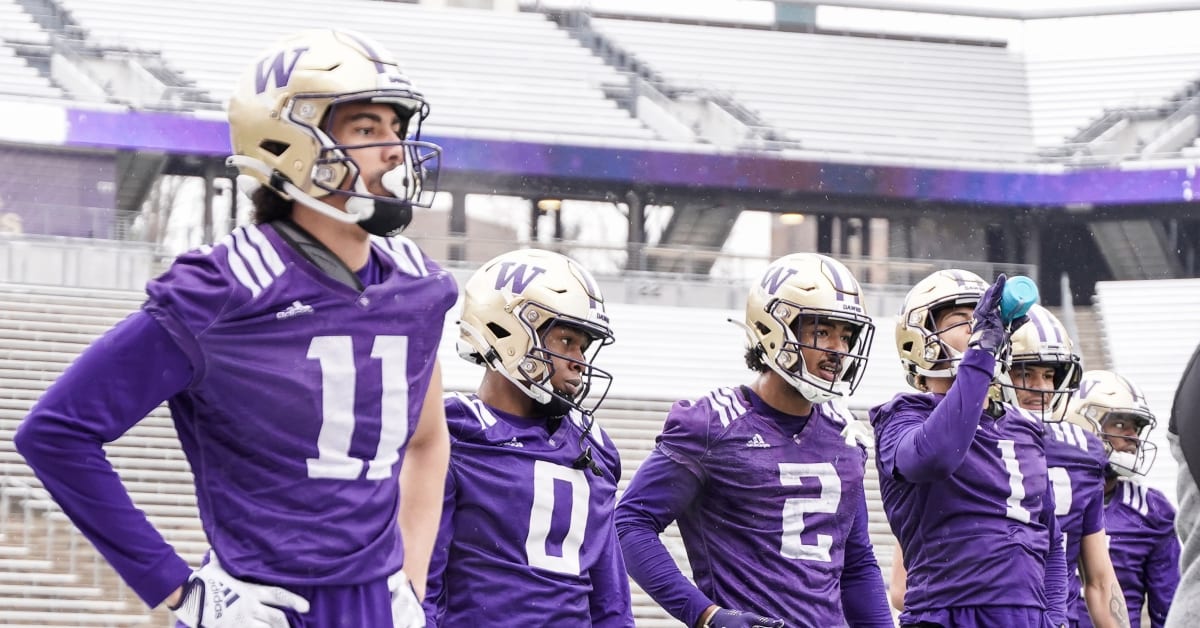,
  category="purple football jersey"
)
[144,224,456,585]
[647,387,880,625]
[1045,421,1108,623]
[424,394,632,627]
[873,395,1055,618]
[1077,481,1180,628]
